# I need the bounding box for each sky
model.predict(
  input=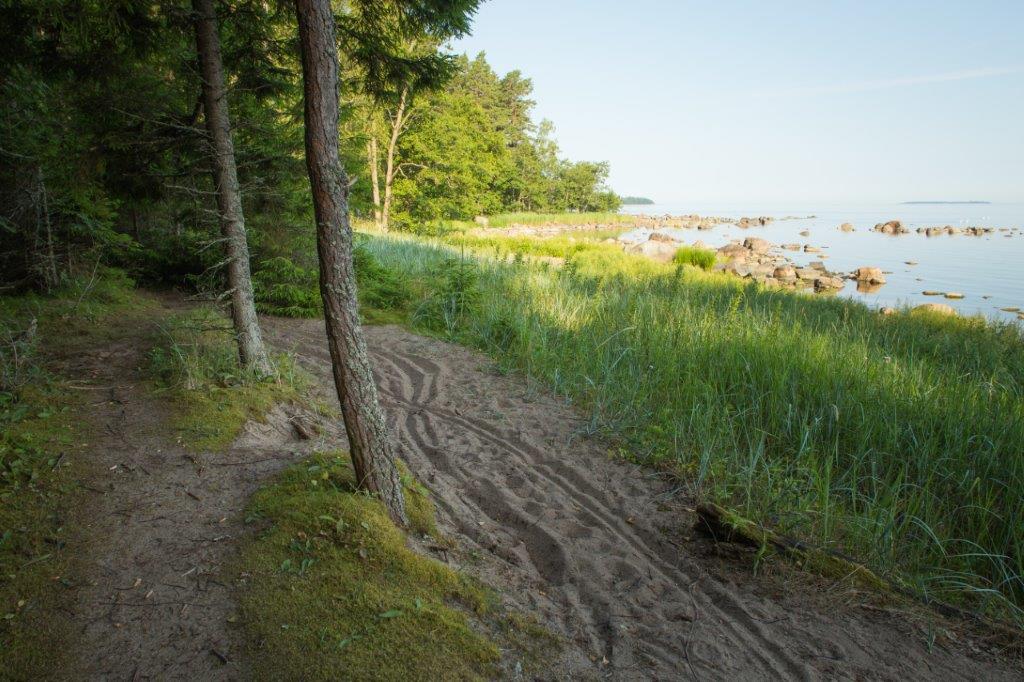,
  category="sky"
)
[452,0,1024,204]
